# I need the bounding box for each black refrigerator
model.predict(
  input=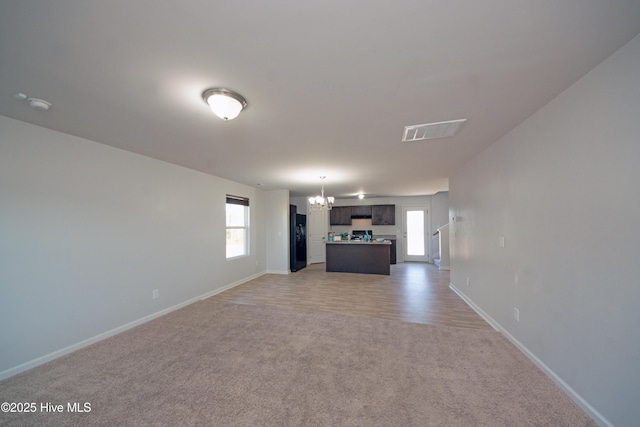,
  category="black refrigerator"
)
[290,205,307,272]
